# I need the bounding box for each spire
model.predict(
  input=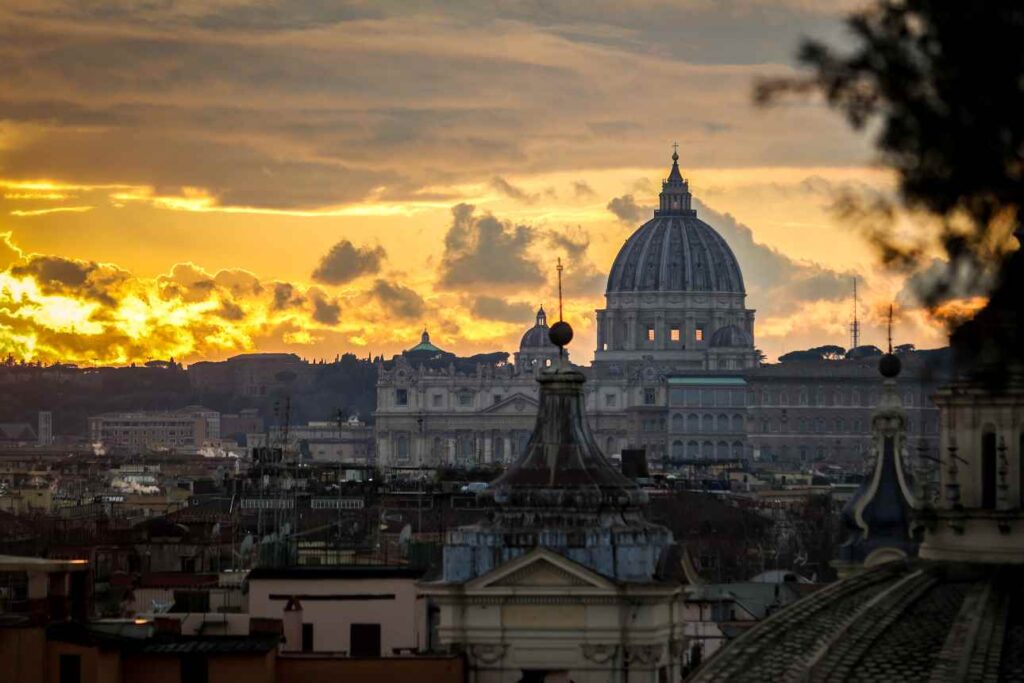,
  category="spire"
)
[667,143,684,183]
[656,144,694,217]
[536,305,546,327]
